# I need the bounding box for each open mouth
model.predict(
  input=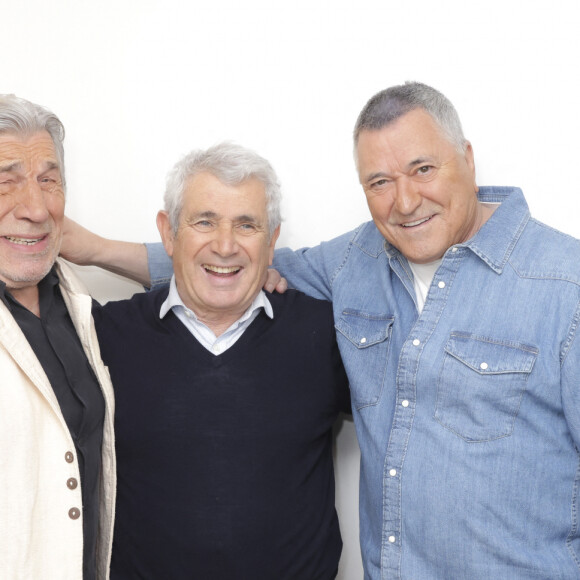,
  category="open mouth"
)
[203,264,241,276]
[4,235,46,246]
[401,216,433,228]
